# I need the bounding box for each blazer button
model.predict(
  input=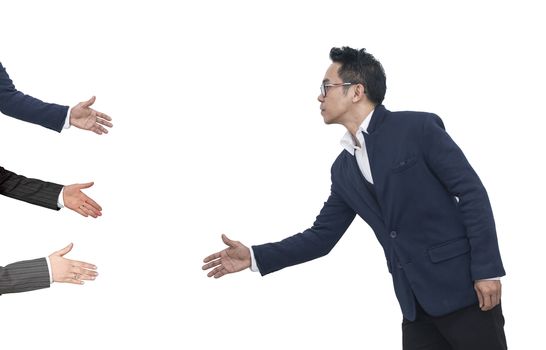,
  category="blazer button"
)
[390,231,397,238]
[397,263,403,269]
